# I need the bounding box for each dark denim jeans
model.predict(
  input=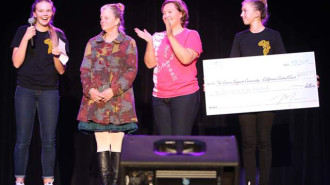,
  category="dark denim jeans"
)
[152,90,200,135]
[239,112,274,185]
[14,86,59,179]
